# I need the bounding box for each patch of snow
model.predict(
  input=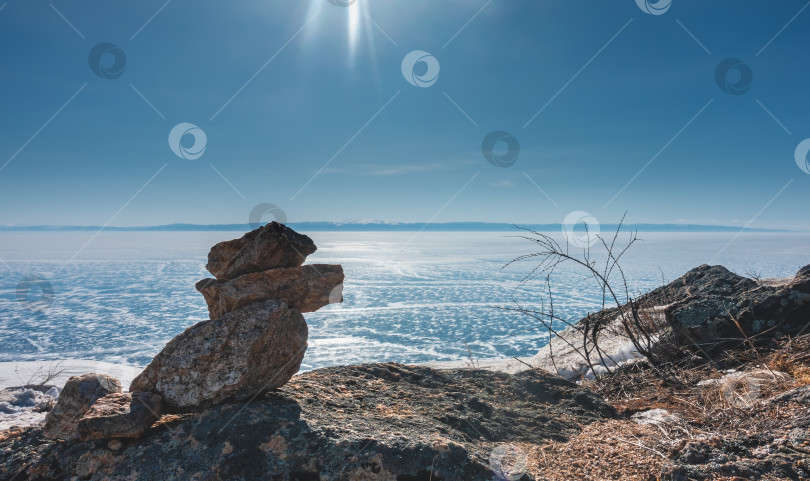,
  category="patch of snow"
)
[631,408,679,425]
[0,387,57,431]
[0,360,142,391]
[422,305,668,382]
